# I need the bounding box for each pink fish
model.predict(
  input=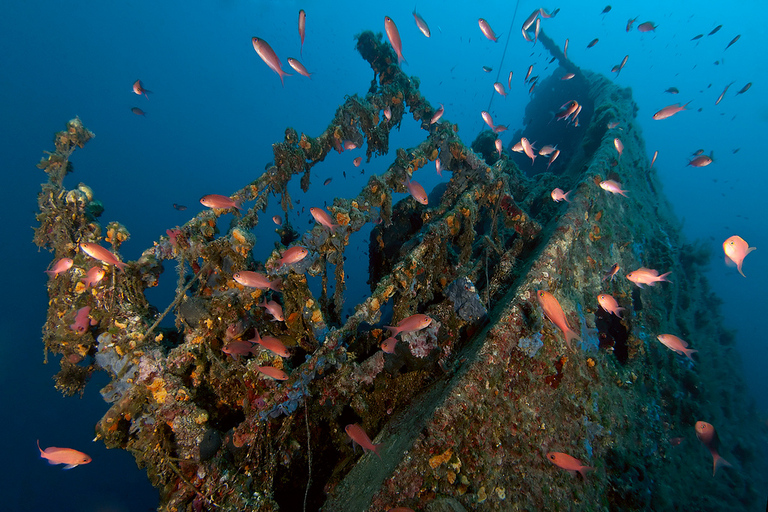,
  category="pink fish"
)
[625,267,672,287]
[614,138,624,157]
[251,331,290,358]
[521,137,536,164]
[481,111,495,130]
[551,188,571,203]
[259,299,284,322]
[405,178,428,205]
[650,150,658,168]
[563,38,569,59]
[233,270,282,292]
[430,104,444,124]
[435,157,443,177]
[478,18,498,42]
[37,440,91,470]
[80,243,127,271]
[385,313,432,337]
[383,106,392,121]
[547,452,593,478]
[723,235,755,277]
[310,207,339,230]
[200,194,242,211]
[539,145,557,156]
[493,82,507,97]
[287,58,312,78]
[384,16,407,65]
[597,293,625,318]
[353,156,362,167]
[273,215,282,226]
[45,257,73,278]
[695,421,732,476]
[522,9,539,32]
[222,340,258,360]
[345,424,382,457]
[279,246,309,267]
[656,334,697,362]
[255,365,289,380]
[413,11,430,38]
[252,37,292,86]
[381,336,398,353]
[494,124,508,133]
[70,306,92,334]
[547,149,560,170]
[344,141,358,150]
[132,79,151,98]
[561,73,575,80]
[602,263,620,282]
[599,180,628,197]
[652,102,690,120]
[495,139,503,157]
[298,10,306,55]
[81,266,105,288]
[536,290,580,350]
